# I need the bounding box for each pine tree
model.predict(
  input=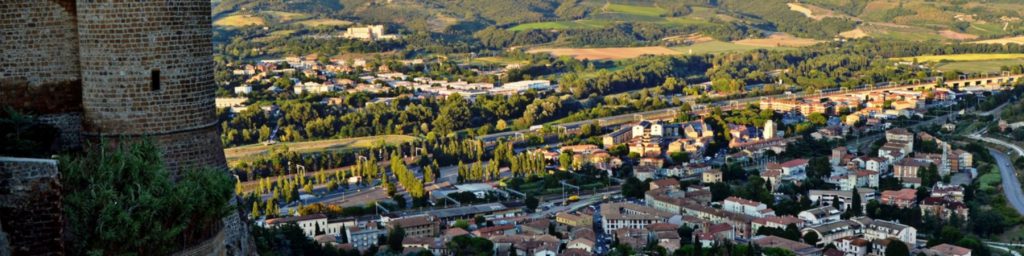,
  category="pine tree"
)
[850,187,863,216]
